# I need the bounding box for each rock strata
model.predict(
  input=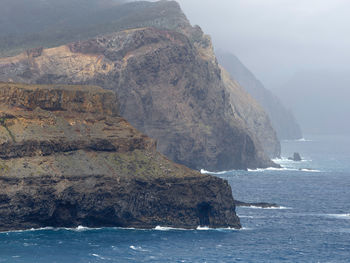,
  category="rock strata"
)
[0,26,278,171]
[0,83,241,231]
